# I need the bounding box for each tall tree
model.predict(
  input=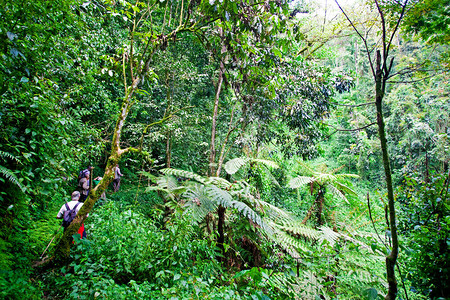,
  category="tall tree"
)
[335,0,411,298]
